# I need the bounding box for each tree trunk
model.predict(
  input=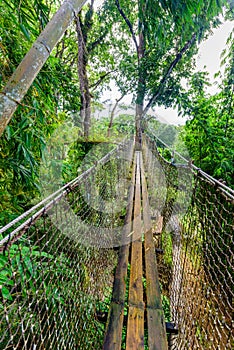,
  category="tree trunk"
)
[135,26,145,146]
[75,12,92,138]
[135,101,143,146]
[107,94,125,137]
[115,0,145,146]
[83,84,91,138]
